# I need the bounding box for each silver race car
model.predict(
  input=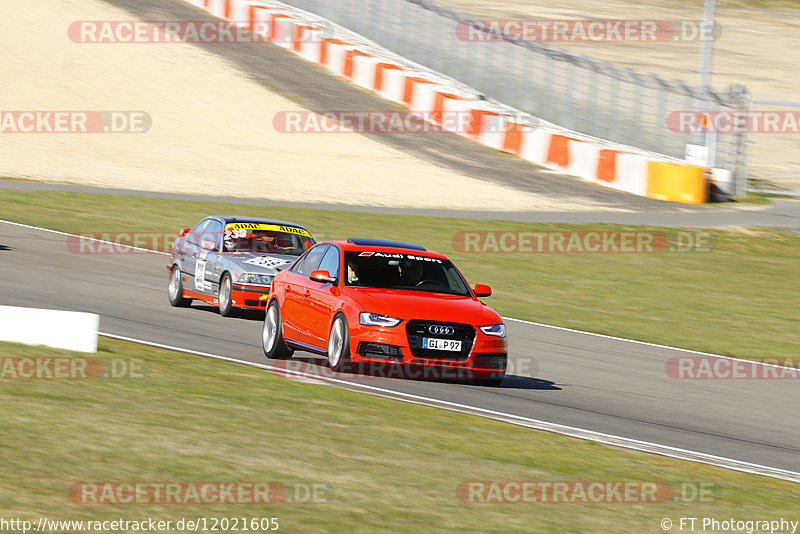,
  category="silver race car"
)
[167,215,315,316]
